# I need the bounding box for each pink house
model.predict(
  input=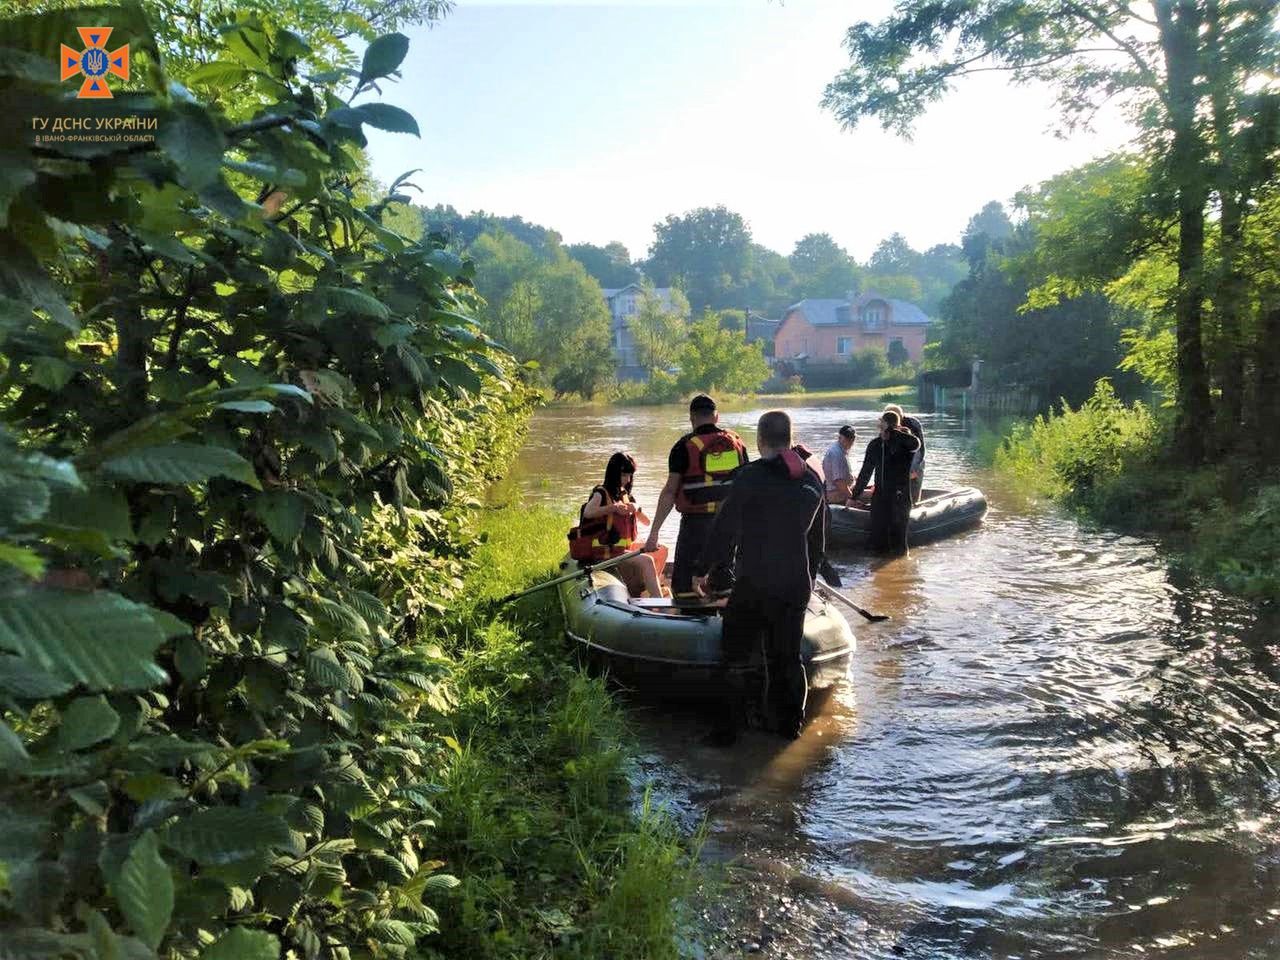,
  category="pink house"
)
[773,292,930,364]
